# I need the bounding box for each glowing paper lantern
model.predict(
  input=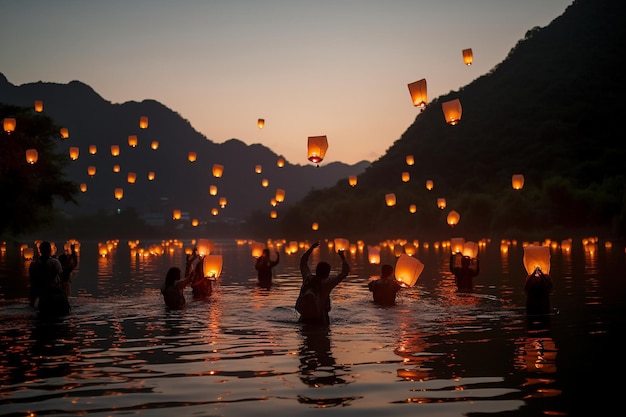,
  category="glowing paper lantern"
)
[447,210,460,227]
[23,247,35,260]
[311,222,319,231]
[148,171,155,181]
[60,127,69,139]
[512,174,525,190]
[261,178,269,187]
[188,152,197,162]
[127,172,137,184]
[395,254,424,287]
[463,241,479,258]
[270,210,277,219]
[561,240,572,253]
[80,183,87,192]
[385,193,397,207]
[3,118,16,133]
[128,135,138,147]
[113,165,121,173]
[462,48,473,65]
[307,135,328,165]
[275,189,285,203]
[25,149,38,164]
[348,175,357,187]
[211,208,219,216]
[251,241,265,258]
[407,78,427,108]
[406,155,414,165]
[442,99,462,125]
[523,245,551,275]
[111,145,120,156]
[87,166,96,177]
[426,180,434,191]
[139,116,148,129]
[402,172,410,182]
[89,145,97,155]
[367,245,380,264]
[334,238,349,252]
[257,118,265,129]
[172,209,181,220]
[209,185,218,196]
[409,204,417,213]
[197,239,214,256]
[212,164,224,178]
[151,141,159,150]
[277,157,285,167]
[450,238,465,254]
[203,255,223,279]
[255,165,262,174]
[437,198,446,209]
[219,197,227,208]
[69,147,79,160]
[34,100,43,112]
[114,188,123,200]
[191,219,199,227]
